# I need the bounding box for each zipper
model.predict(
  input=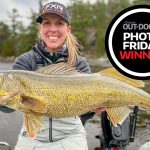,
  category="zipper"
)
[49,118,53,142]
